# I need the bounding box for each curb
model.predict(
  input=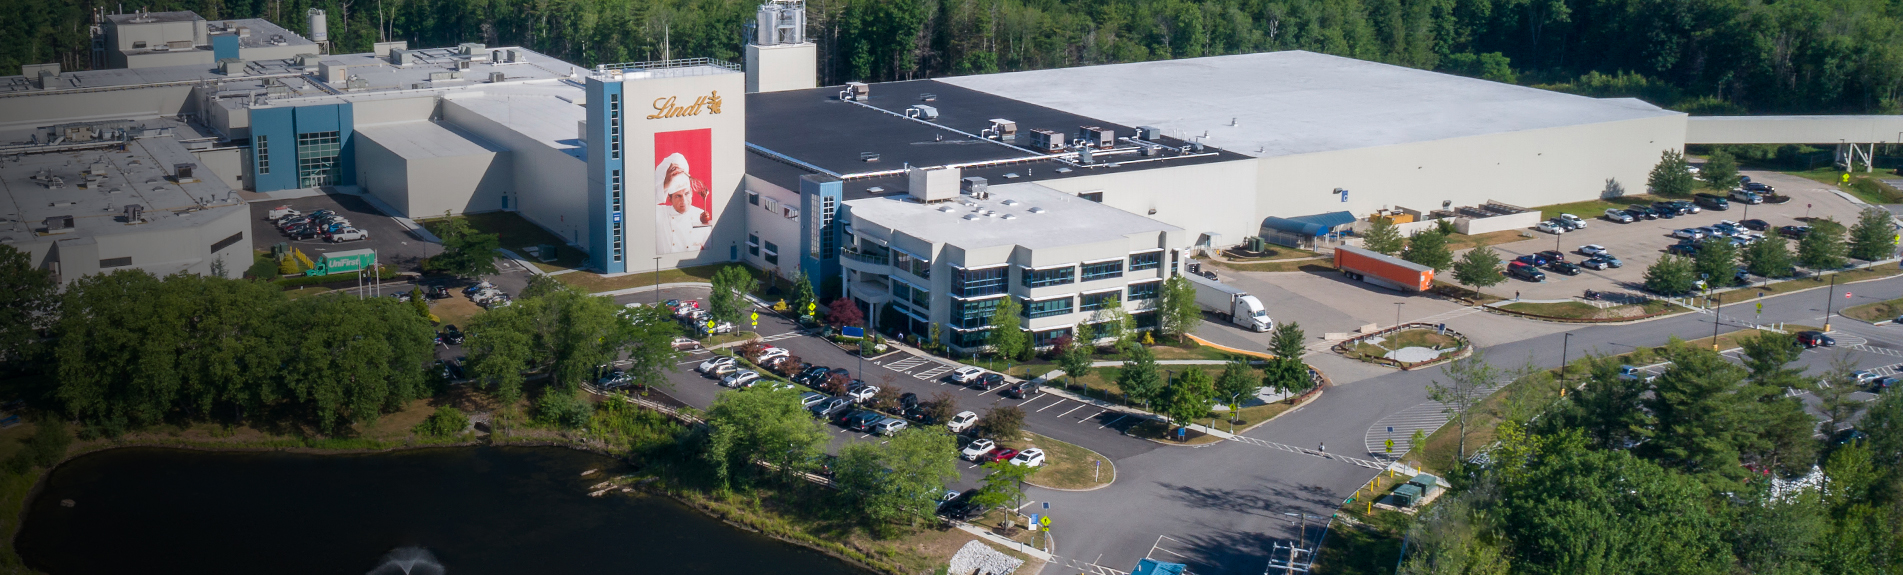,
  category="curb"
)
[1023,441,1118,493]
